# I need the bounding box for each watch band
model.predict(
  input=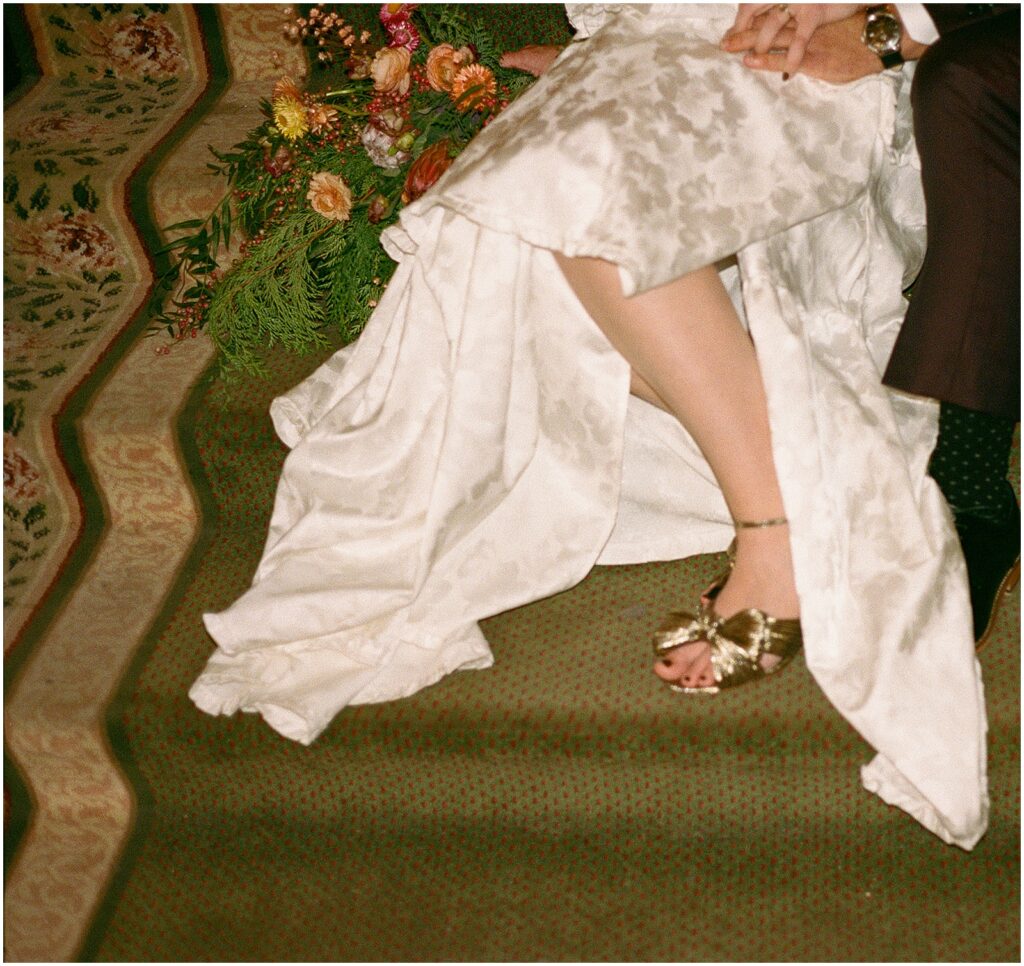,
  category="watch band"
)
[863,5,905,70]
[879,47,905,69]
